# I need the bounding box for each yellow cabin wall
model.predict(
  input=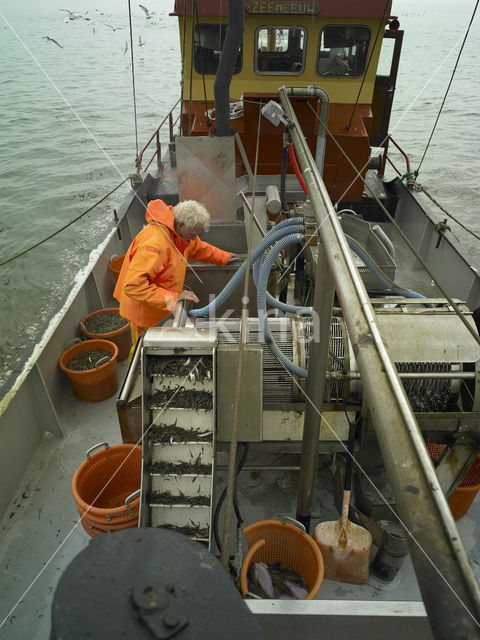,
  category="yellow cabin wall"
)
[178,16,385,104]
